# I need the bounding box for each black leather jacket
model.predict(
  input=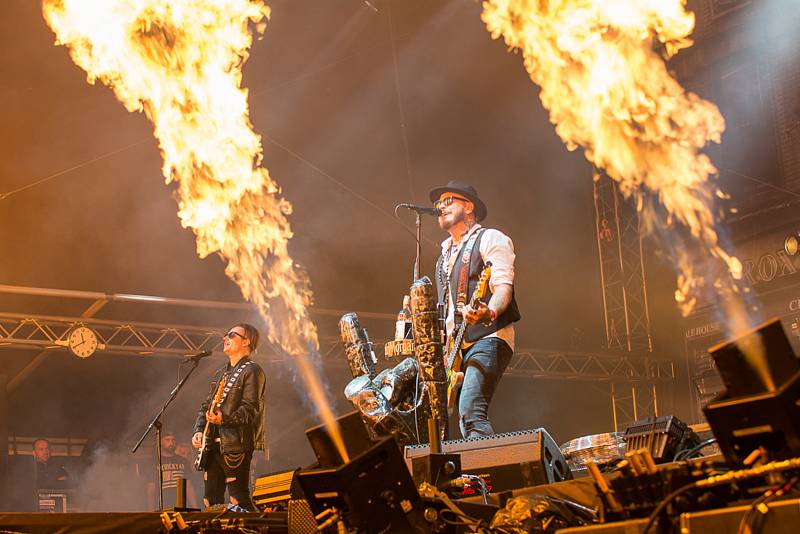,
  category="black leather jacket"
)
[194,357,266,454]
